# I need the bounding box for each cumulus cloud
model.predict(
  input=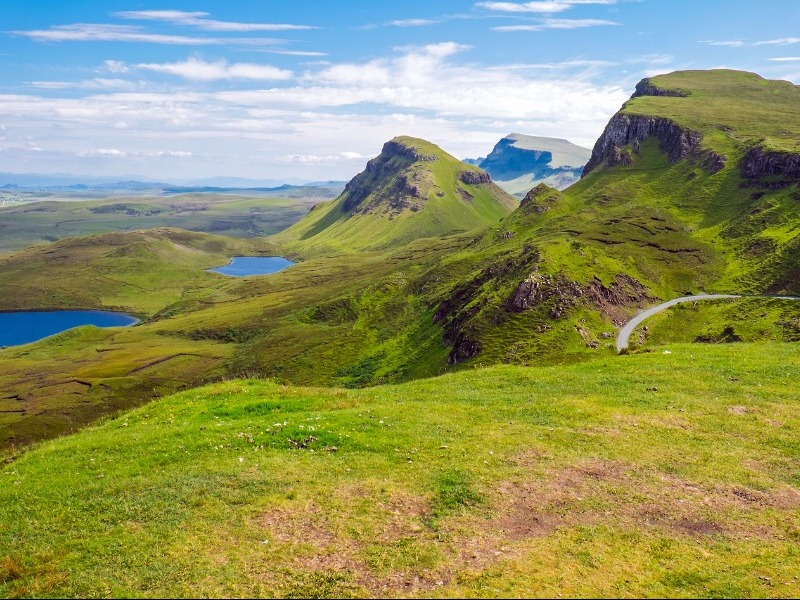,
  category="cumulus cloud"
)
[0,40,630,179]
[137,57,293,81]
